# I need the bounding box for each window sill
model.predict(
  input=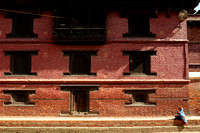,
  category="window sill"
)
[125,103,156,107]
[0,39,54,44]
[123,73,157,77]
[4,104,35,107]
[4,72,37,76]
[123,33,156,38]
[60,111,99,116]
[6,33,38,38]
[63,73,96,76]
